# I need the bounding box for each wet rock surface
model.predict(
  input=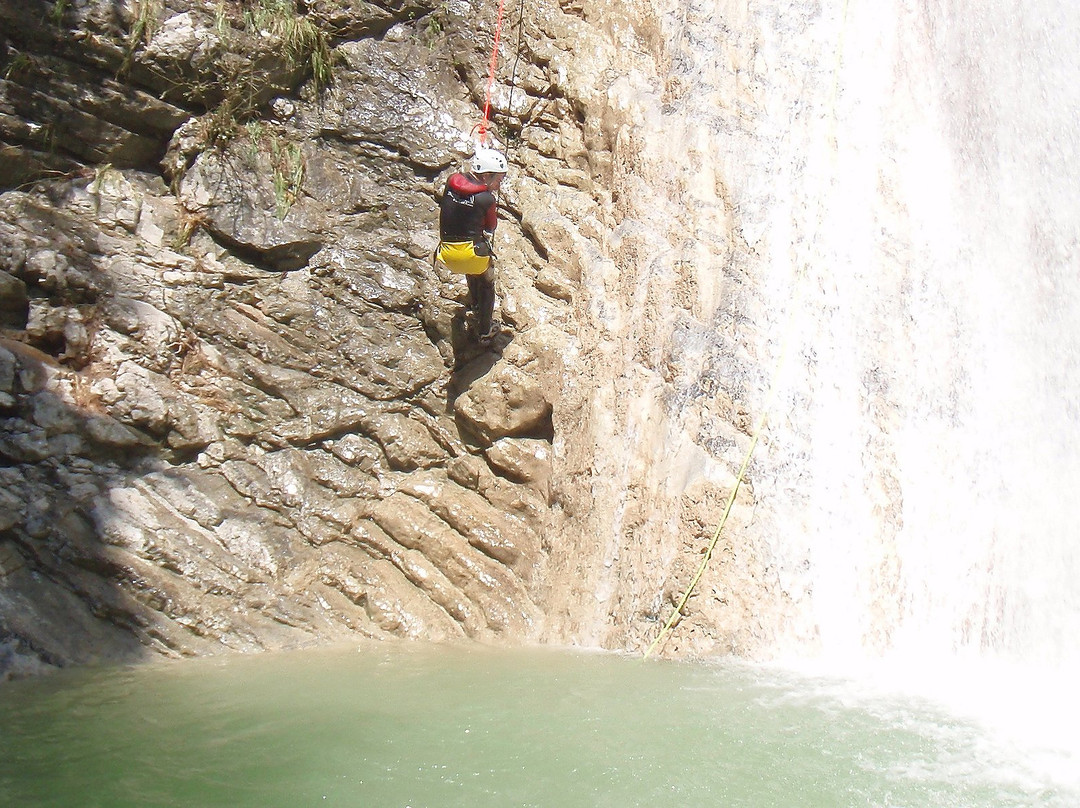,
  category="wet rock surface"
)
[1,0,803,678]
[0,0,602,676]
